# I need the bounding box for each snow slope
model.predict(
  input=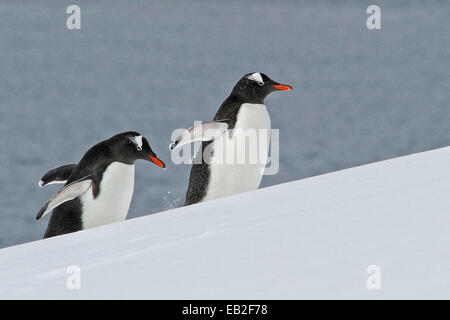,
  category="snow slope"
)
[1,147,450,299]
